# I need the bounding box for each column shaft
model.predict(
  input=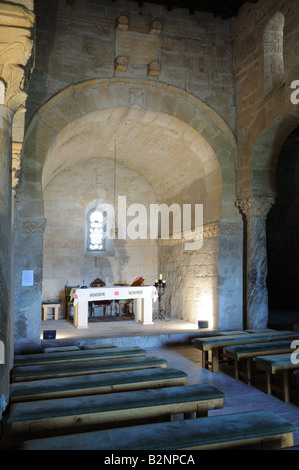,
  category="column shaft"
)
[0,105,13,418]
[237,196,274,330]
